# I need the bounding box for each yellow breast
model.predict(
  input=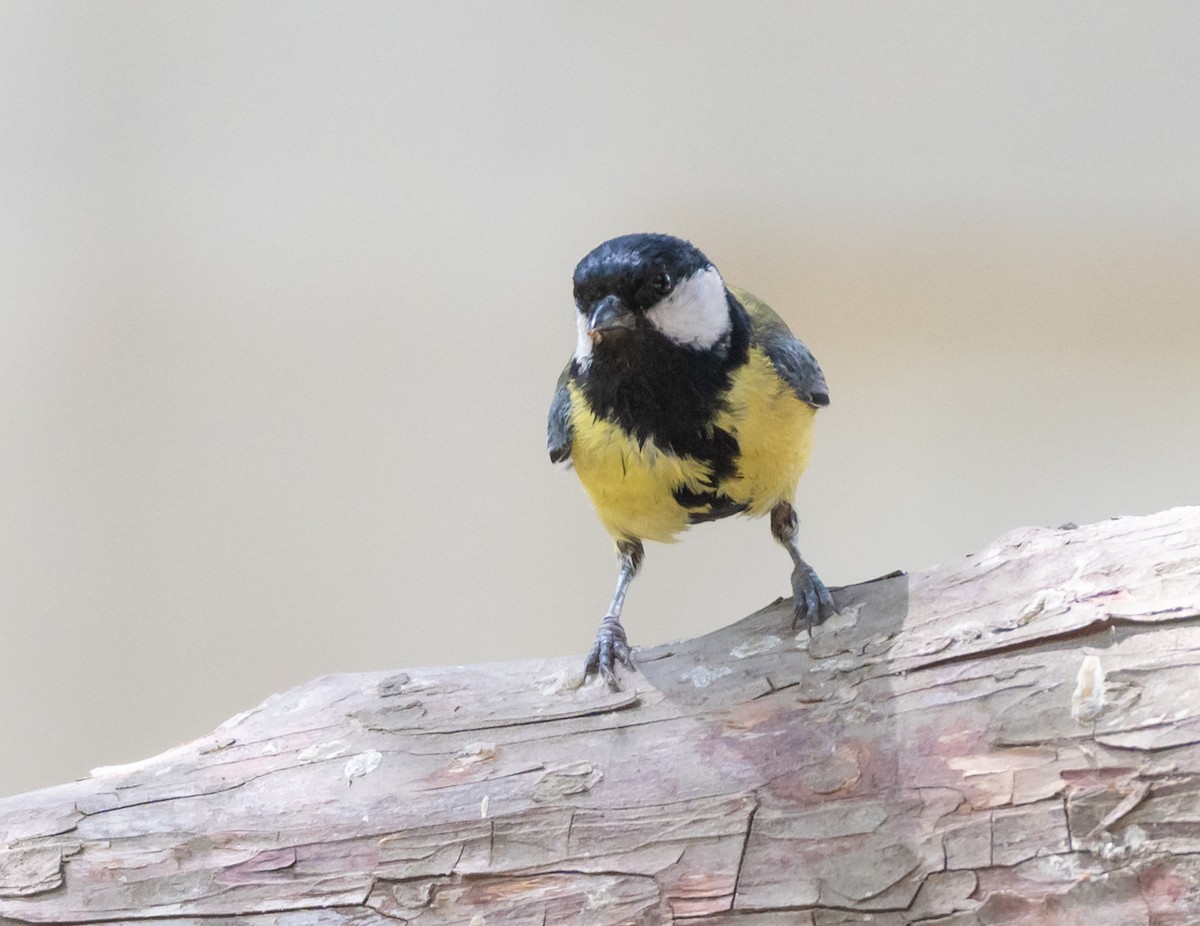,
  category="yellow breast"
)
[715,348,817,515]
[567,348,817,543]
[566,380,706,543]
